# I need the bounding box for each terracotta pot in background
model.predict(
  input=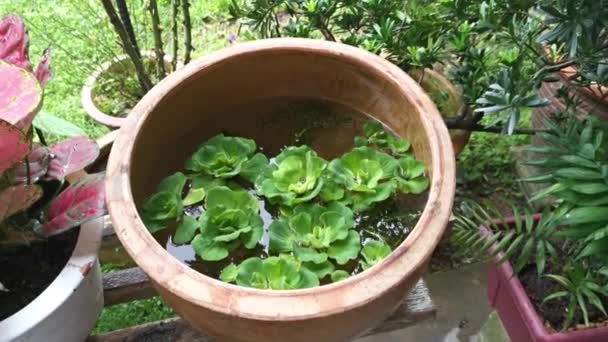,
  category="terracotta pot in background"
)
[484,216,608,342]
[106,38,455,341]
[532,51,608,146]
[0,218,104,342]
[82,51,181,129]
[409,68,471,156]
